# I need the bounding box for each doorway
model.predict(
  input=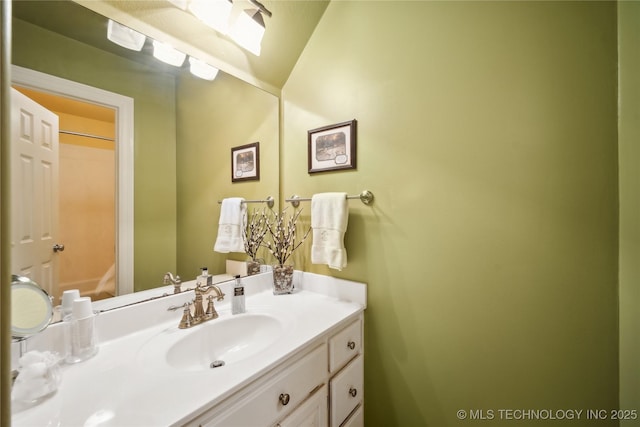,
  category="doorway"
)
[12,65,135,297]
[14,86,117,303]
